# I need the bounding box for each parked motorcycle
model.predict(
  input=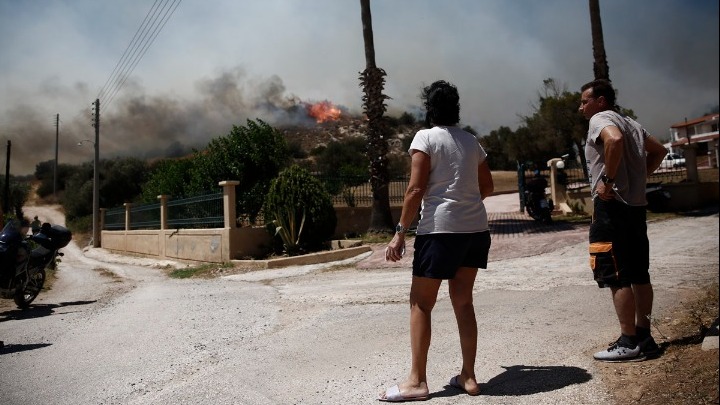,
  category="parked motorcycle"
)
[646,182,672,212]
[0,220,72,309]
[524,172,554,223]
